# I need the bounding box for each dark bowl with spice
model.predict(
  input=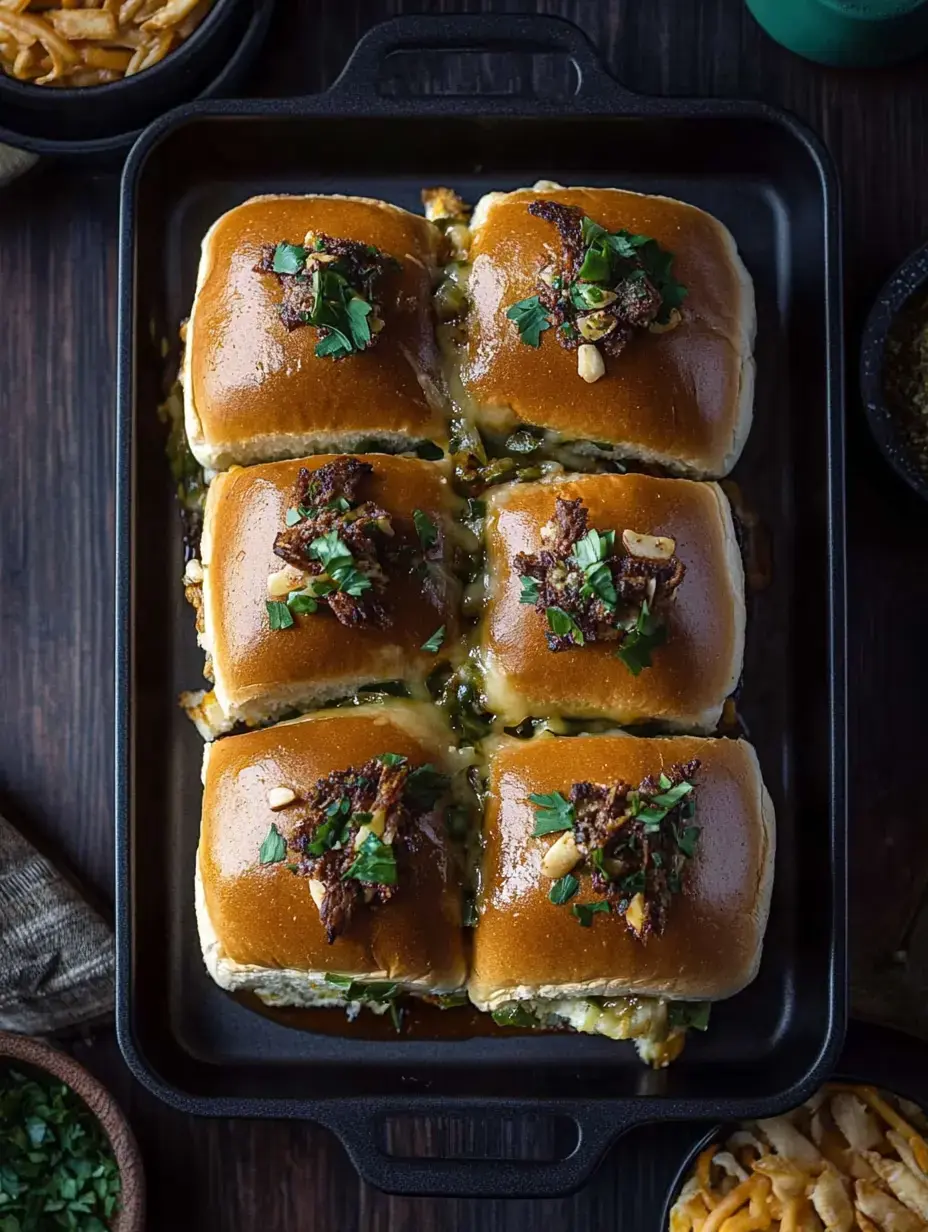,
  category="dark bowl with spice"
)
[861,241,928,502]
[0,1030,144,1231]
